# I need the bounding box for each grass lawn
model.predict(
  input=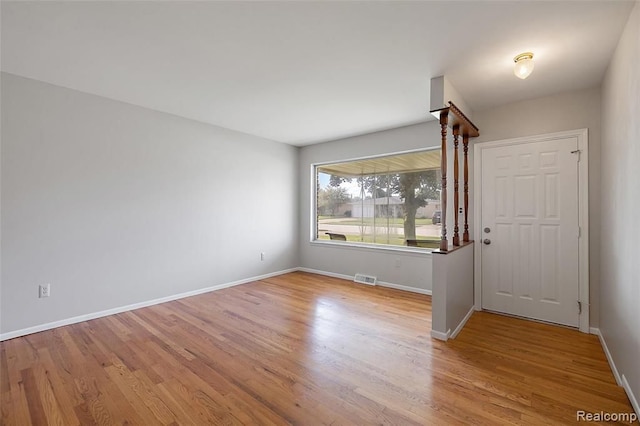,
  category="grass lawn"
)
[317,234,406,245]
[316,234,438,248]
[320,217,433,227]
